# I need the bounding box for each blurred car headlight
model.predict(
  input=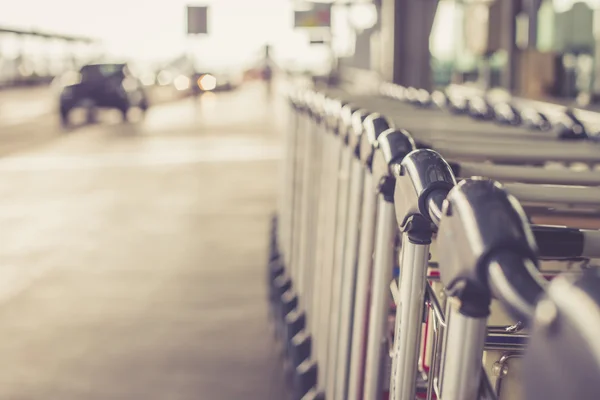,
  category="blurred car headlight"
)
[174,75,191,91]
[157,70,173,86]
[198,74,217,91]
